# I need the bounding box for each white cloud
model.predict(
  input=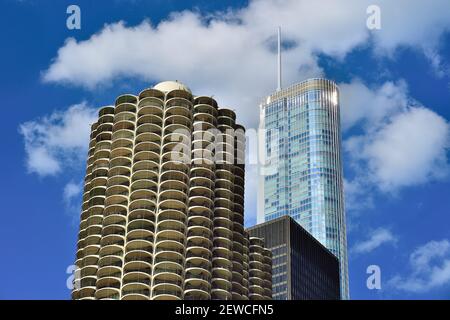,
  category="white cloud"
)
[42,0,450,129]
[63,180,83,213]
[64,181,83,204]
[19,102,99,177]
[351,228,397,254]
[341,79,449,214]
[389,240,450,293]
[346,106,450,192]
[340,80,410,131]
